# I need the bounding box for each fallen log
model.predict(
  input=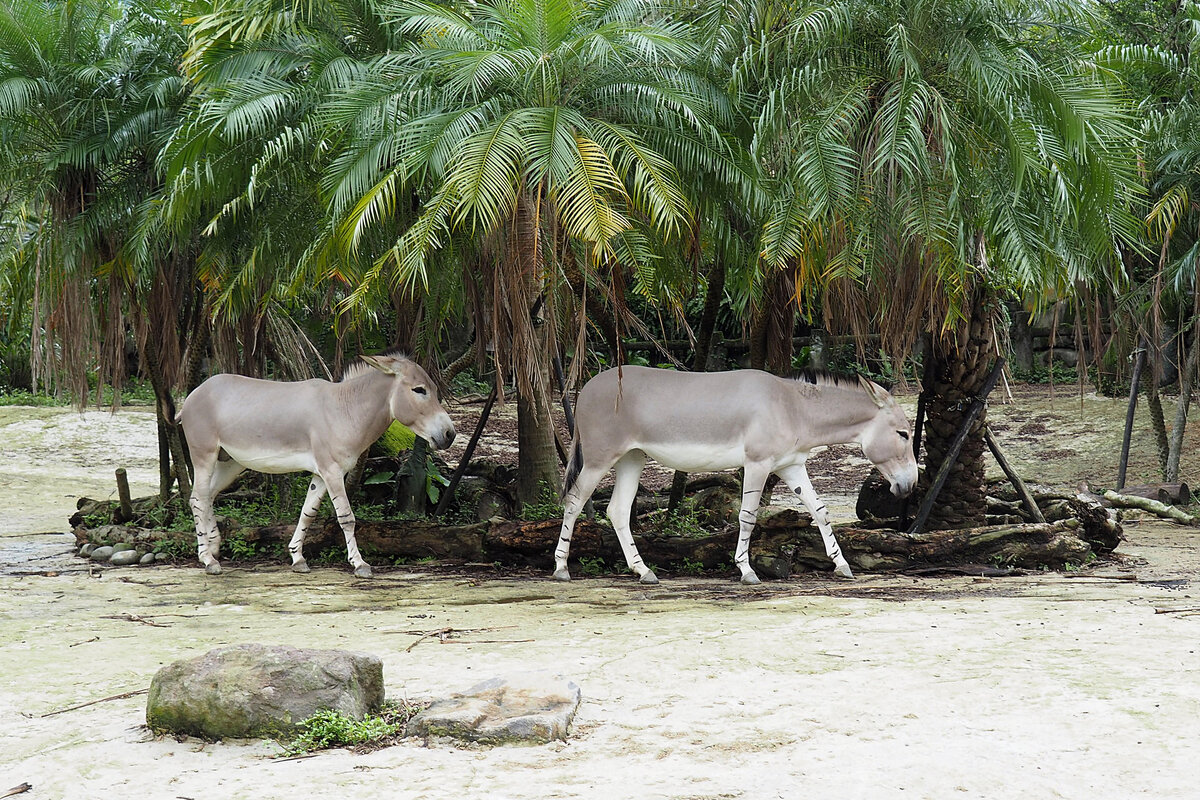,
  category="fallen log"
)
[1101,490,1198,526]
[1070,492,1124,553]
[830,520,1092,572]
[73,498,1103,575]
[482,515,807,577]
[1114,484,1191,506]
